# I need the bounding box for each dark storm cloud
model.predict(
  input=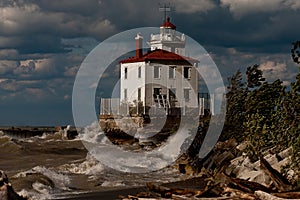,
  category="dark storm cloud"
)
[173,6,300,54]
[0,0,293,56]
[0,0,115,55]
[0,0,299,125]
[0,0,299,55]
